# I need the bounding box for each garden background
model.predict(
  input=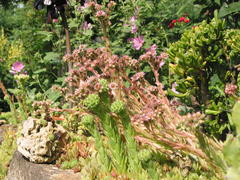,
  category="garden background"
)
[1,0,240,179]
